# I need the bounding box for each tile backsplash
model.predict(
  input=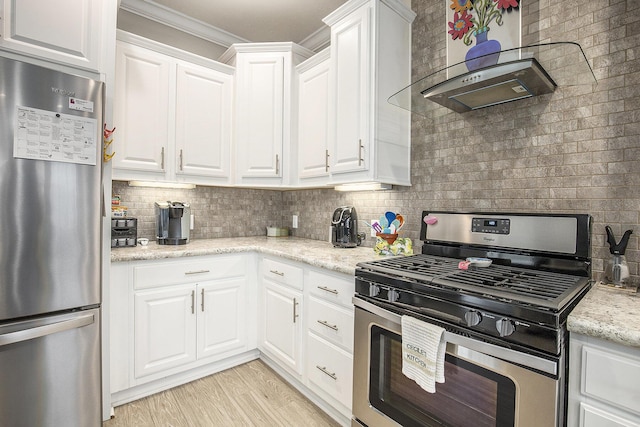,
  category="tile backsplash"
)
[112,182,285,240]
[113,1,640,283]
